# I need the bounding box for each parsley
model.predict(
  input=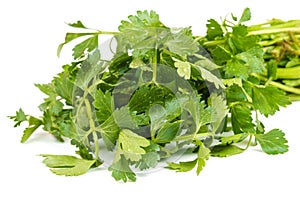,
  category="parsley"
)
[255,129,289,155]
[40,155,97,176]
[10,9,295,182]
